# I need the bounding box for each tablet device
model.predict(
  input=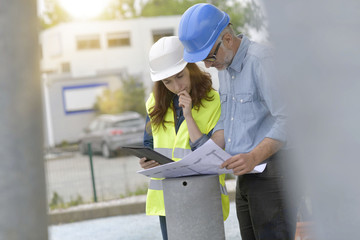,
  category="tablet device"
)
[120,146,174,165]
